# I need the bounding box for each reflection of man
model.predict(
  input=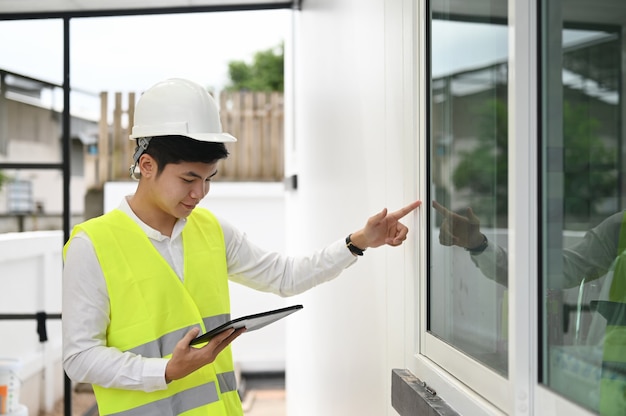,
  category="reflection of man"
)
[432,200,626,415]
[432,200,623,289]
